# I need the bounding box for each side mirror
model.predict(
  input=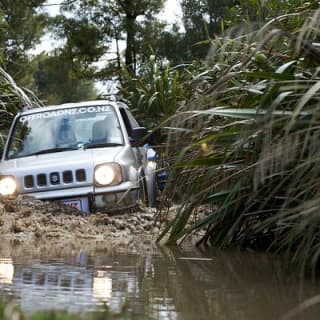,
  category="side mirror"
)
[146,130,161,145]
[130,127,148,147]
